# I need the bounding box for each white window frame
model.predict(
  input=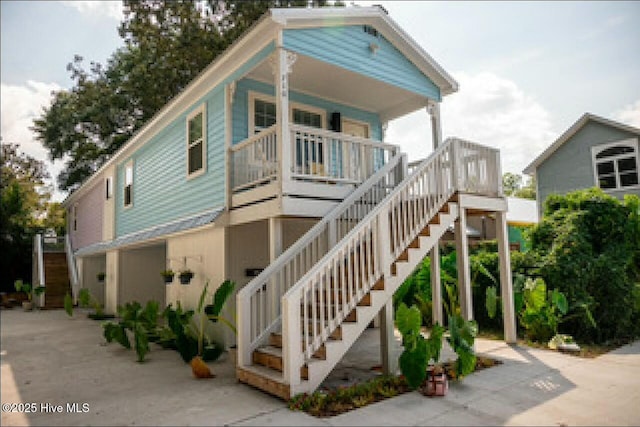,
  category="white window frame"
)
[591,138,640,192]
[186,103,207,179]
[247,91,326,135]
[124,161,134,208]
